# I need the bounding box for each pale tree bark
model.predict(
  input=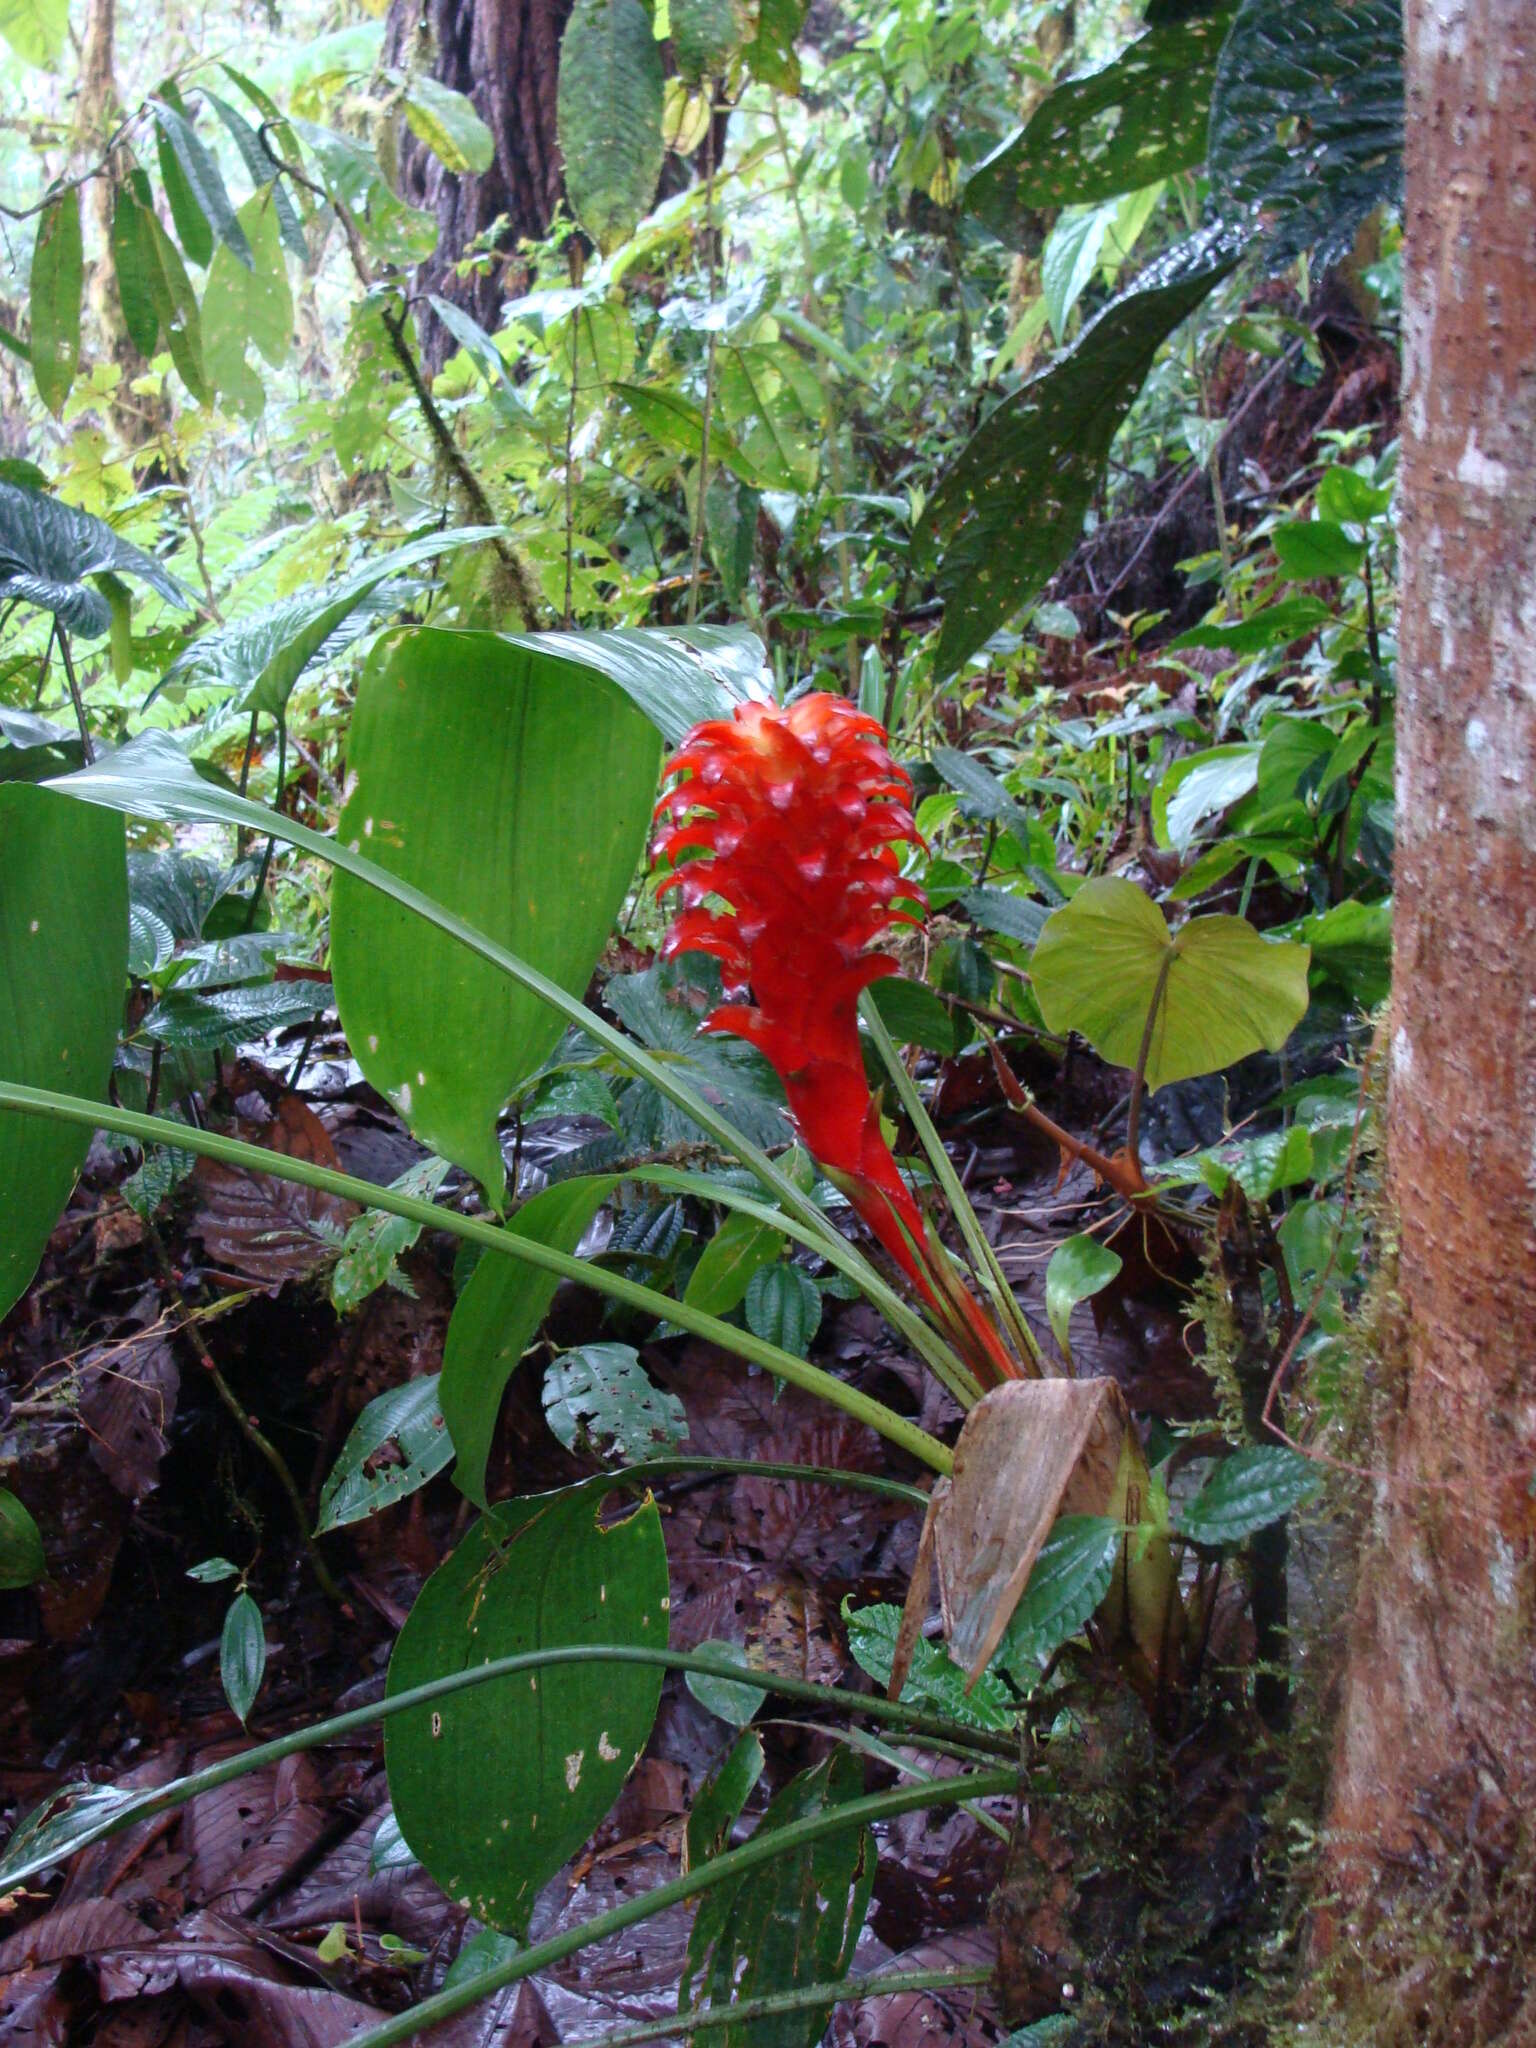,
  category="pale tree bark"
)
[1323,0,1536,1977]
